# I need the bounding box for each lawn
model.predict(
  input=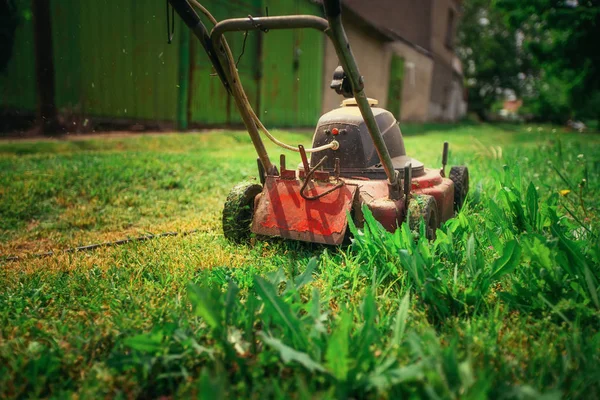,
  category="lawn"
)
[1,124,599,398]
